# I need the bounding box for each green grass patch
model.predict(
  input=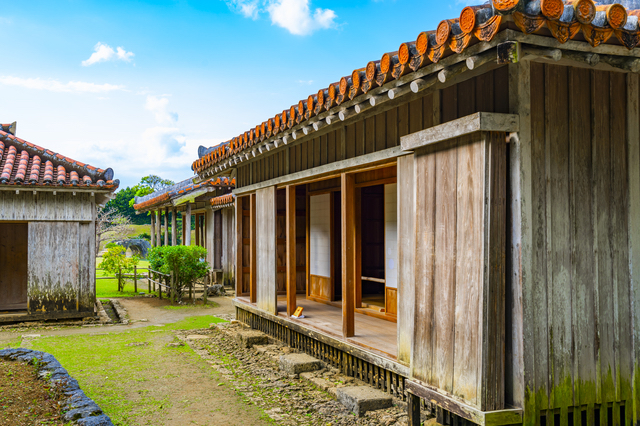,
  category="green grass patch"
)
[29,316,227,425]
[96,259,157,298]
